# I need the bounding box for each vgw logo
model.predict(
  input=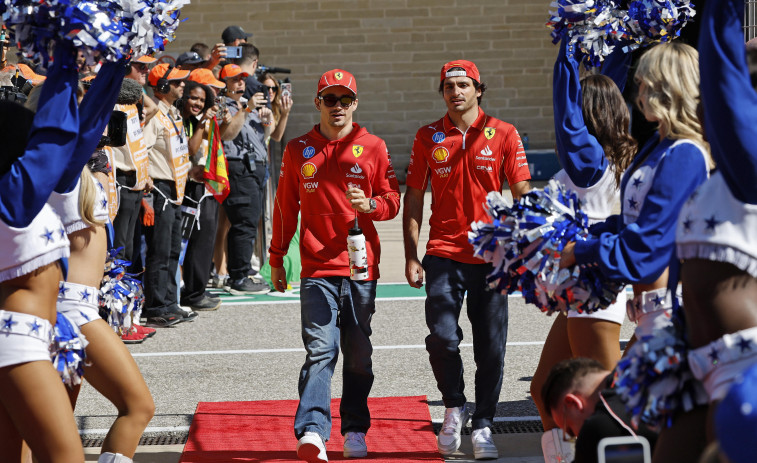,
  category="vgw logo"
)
[435,166,451,178]
[303,181,319,193]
